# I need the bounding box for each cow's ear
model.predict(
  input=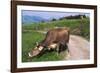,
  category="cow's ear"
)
[36,42,39,46]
